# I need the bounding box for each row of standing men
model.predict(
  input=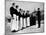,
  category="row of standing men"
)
[10,3,39,32]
